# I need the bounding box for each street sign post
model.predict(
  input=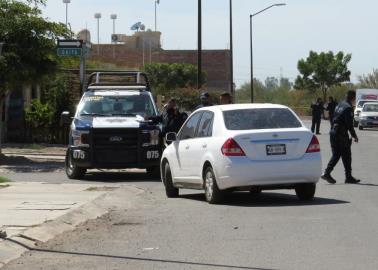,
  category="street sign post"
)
[57,39,91,94]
